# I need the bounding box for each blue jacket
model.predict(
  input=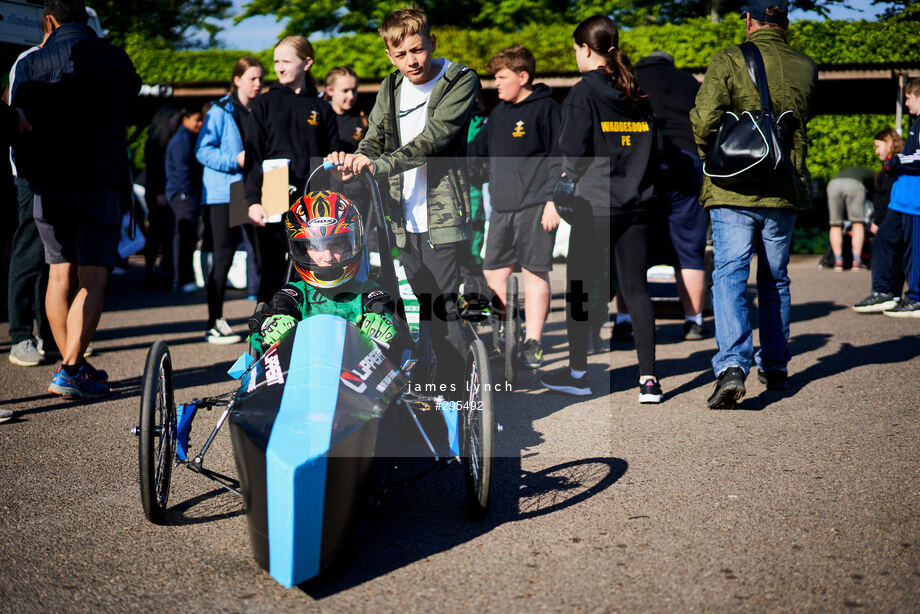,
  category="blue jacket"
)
[888,115,920,216]
[11,22,140,191]
[165,125,202,203]
[196,95,244,205]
